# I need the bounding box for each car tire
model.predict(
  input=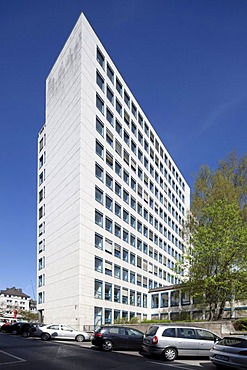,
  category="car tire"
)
[163,347,178,361]
[41,332,51,341]
[75,334,85,342]
[22,331,31,338]
[102,340,113,351]
[11,330,18,335]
